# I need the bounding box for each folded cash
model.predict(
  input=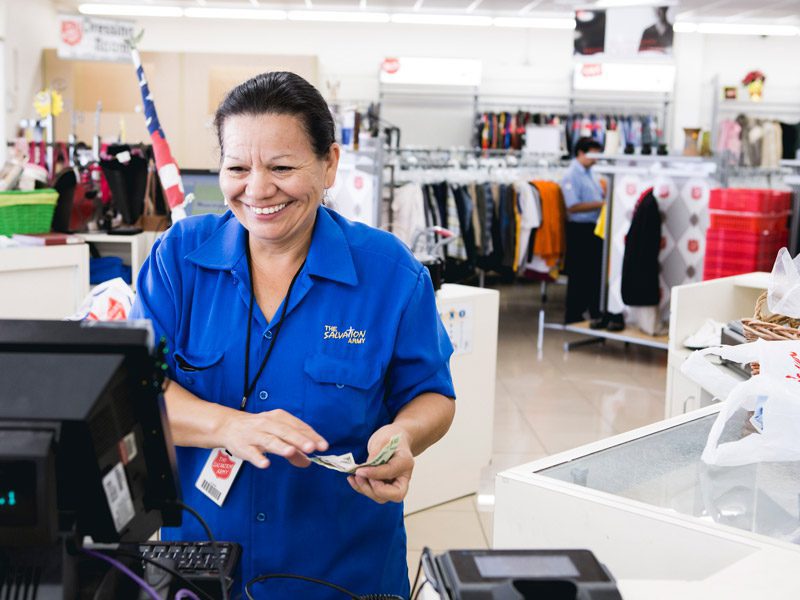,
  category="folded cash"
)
[309,434,401,474]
